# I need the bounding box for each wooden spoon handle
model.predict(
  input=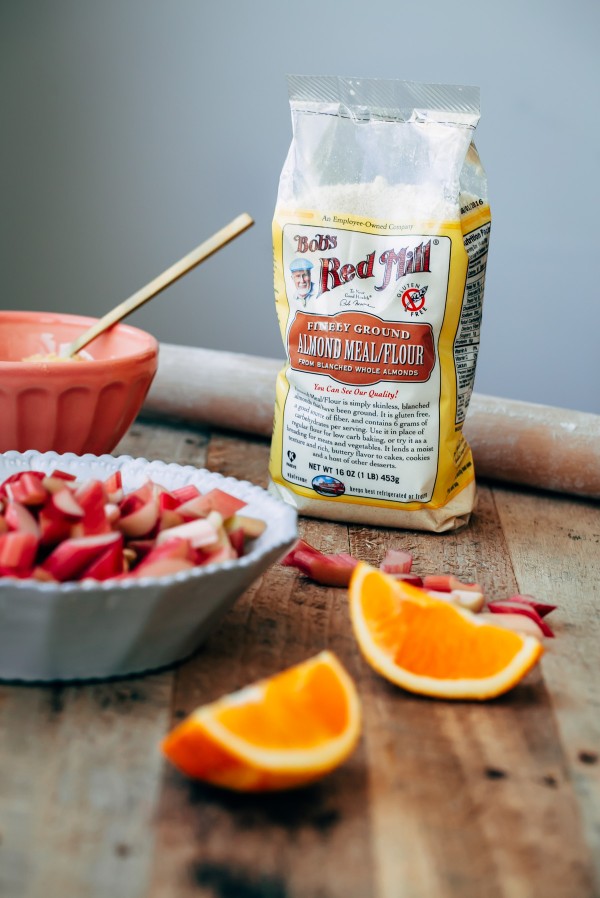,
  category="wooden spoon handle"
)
[66,213,254,356]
